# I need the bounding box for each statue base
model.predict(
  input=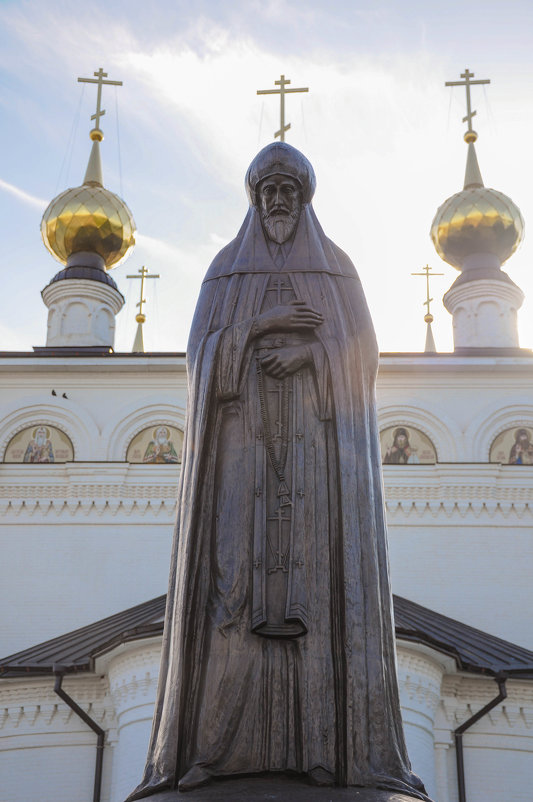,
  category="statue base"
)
[145,775,427,801]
